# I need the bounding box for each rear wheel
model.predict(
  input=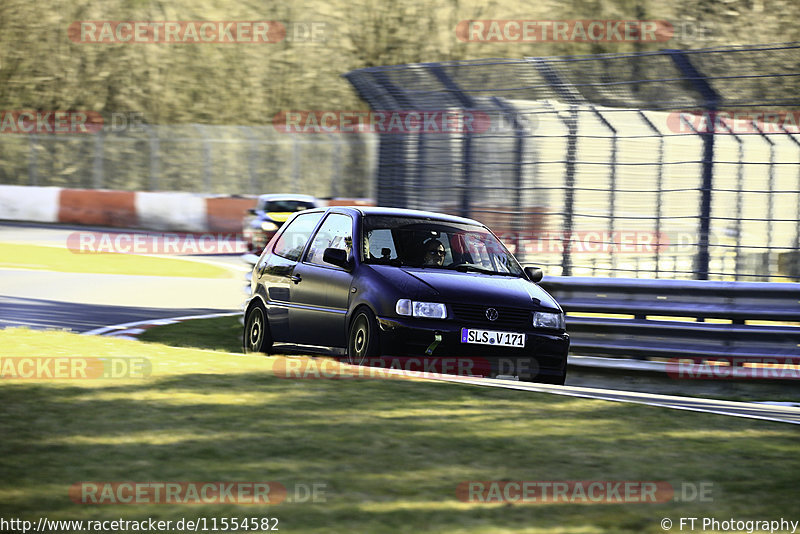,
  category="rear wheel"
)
[347,309,379,365]
[243,301,273,354]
